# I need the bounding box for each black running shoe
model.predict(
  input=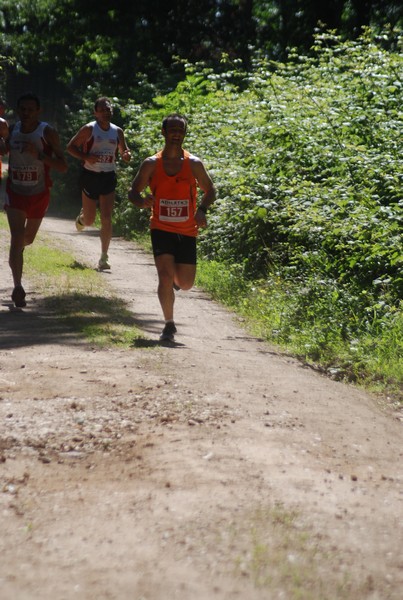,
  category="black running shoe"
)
[160,321,177,341]
[12,285,26,308]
